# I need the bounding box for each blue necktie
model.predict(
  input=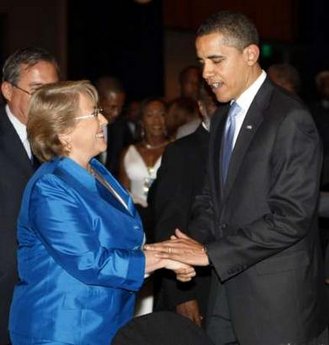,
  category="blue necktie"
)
[221,101,241,183]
